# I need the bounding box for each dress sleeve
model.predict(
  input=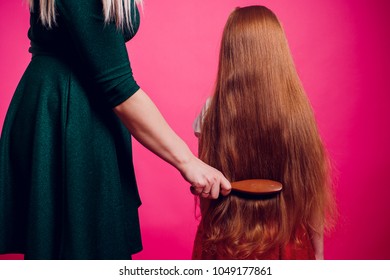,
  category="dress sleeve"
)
[56,0,140,107]
[192,97,212,137]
